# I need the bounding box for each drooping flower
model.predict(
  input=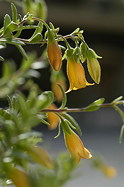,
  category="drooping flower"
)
[47,104,60,130]
[28,146,54,169]
[47,31,62,71]
[8,167,30,187]
[64,128,92,163]
[66,58,93,92]
[87,57,101,84]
